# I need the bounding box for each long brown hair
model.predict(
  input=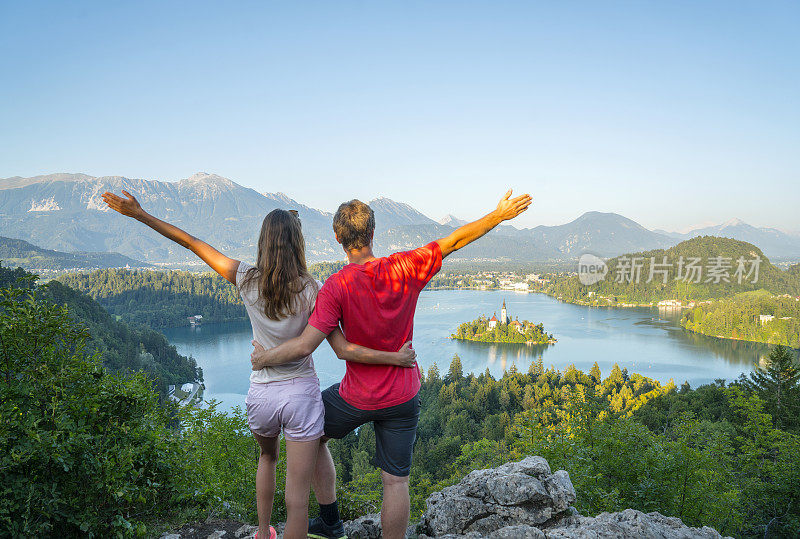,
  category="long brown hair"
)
[240,209,316,320]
